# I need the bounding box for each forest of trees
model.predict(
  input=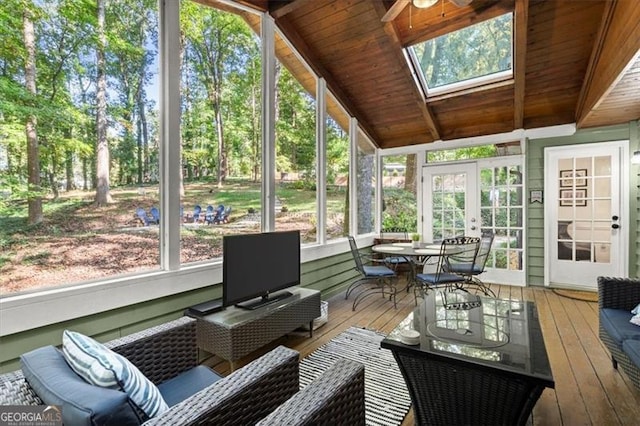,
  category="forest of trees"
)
[0,0,350,225]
